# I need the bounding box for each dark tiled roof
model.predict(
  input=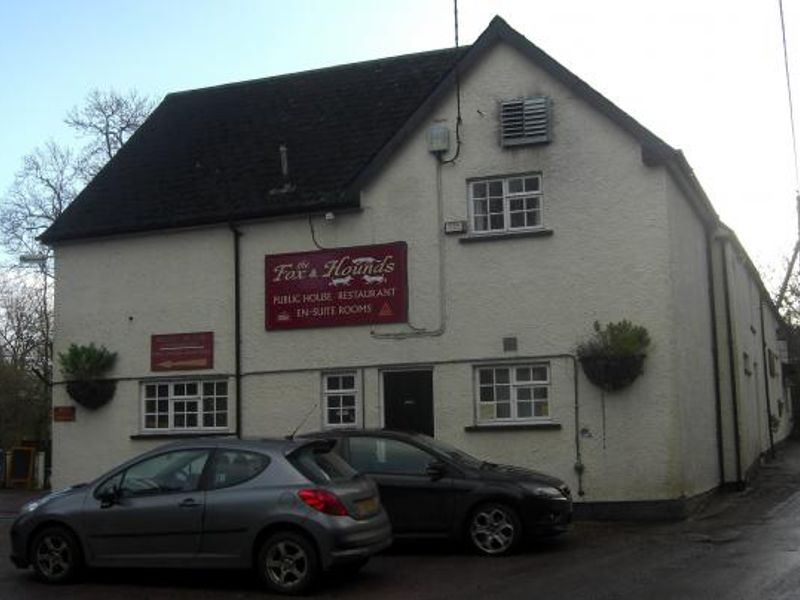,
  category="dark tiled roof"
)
[42,16,716,245]
[41,46,469,243]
